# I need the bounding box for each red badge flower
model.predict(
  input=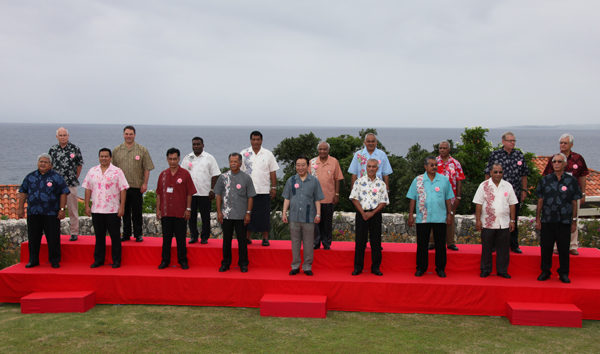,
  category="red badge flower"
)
[294,183,300,188]
[47,182,52,187]
[561,186,567,191]
[135,156,140,160]
[236,184,241,189]
[435,187,440,192]
[177,178,182,184]
[70,153,75,158]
